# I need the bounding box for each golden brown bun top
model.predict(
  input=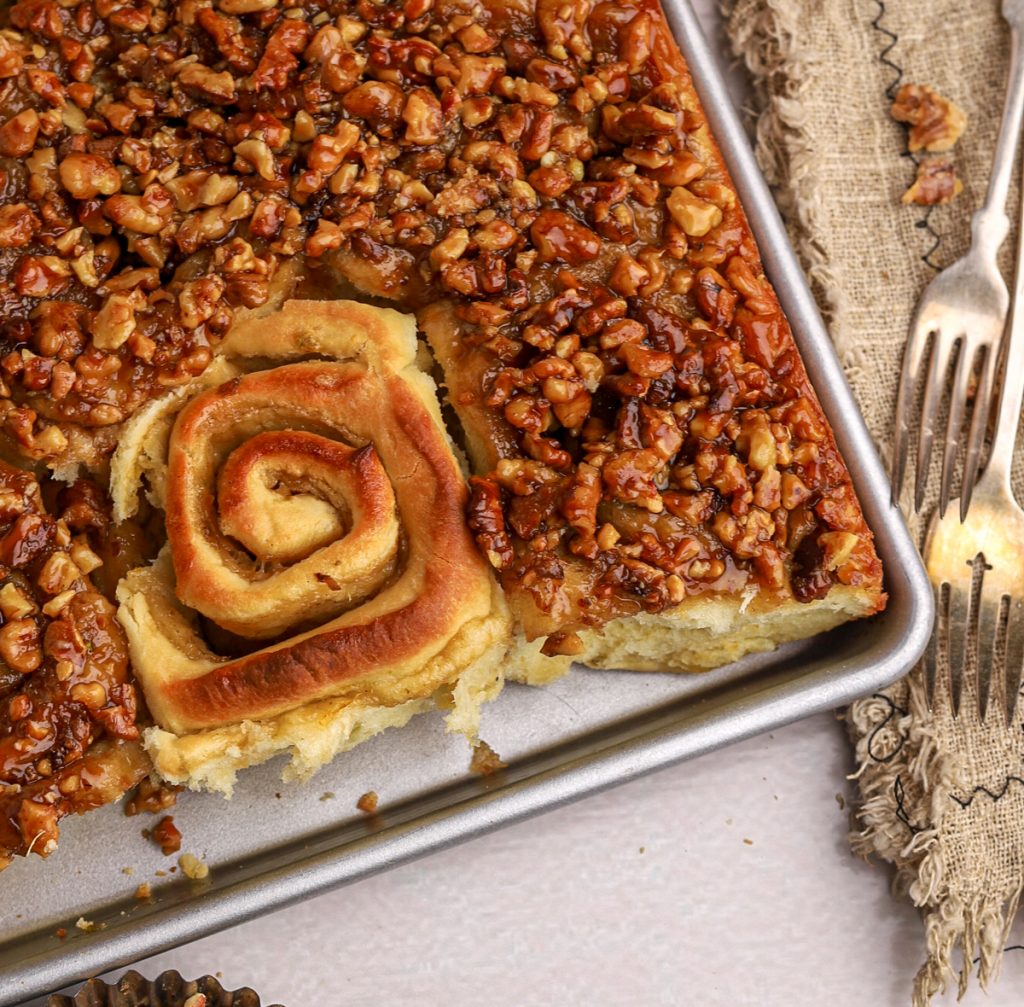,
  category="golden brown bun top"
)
[116,300,509,735]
